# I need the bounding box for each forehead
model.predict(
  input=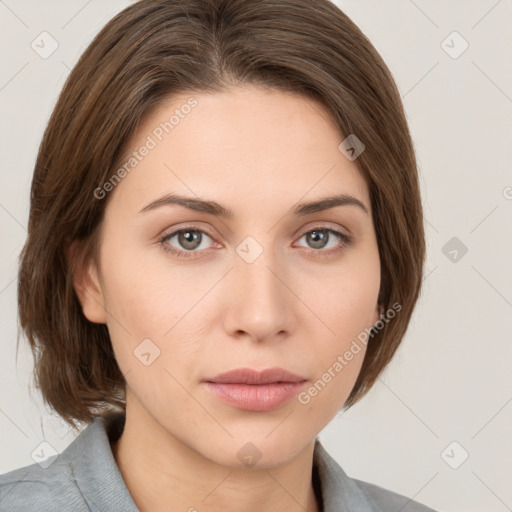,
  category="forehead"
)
[108,86,370,216]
